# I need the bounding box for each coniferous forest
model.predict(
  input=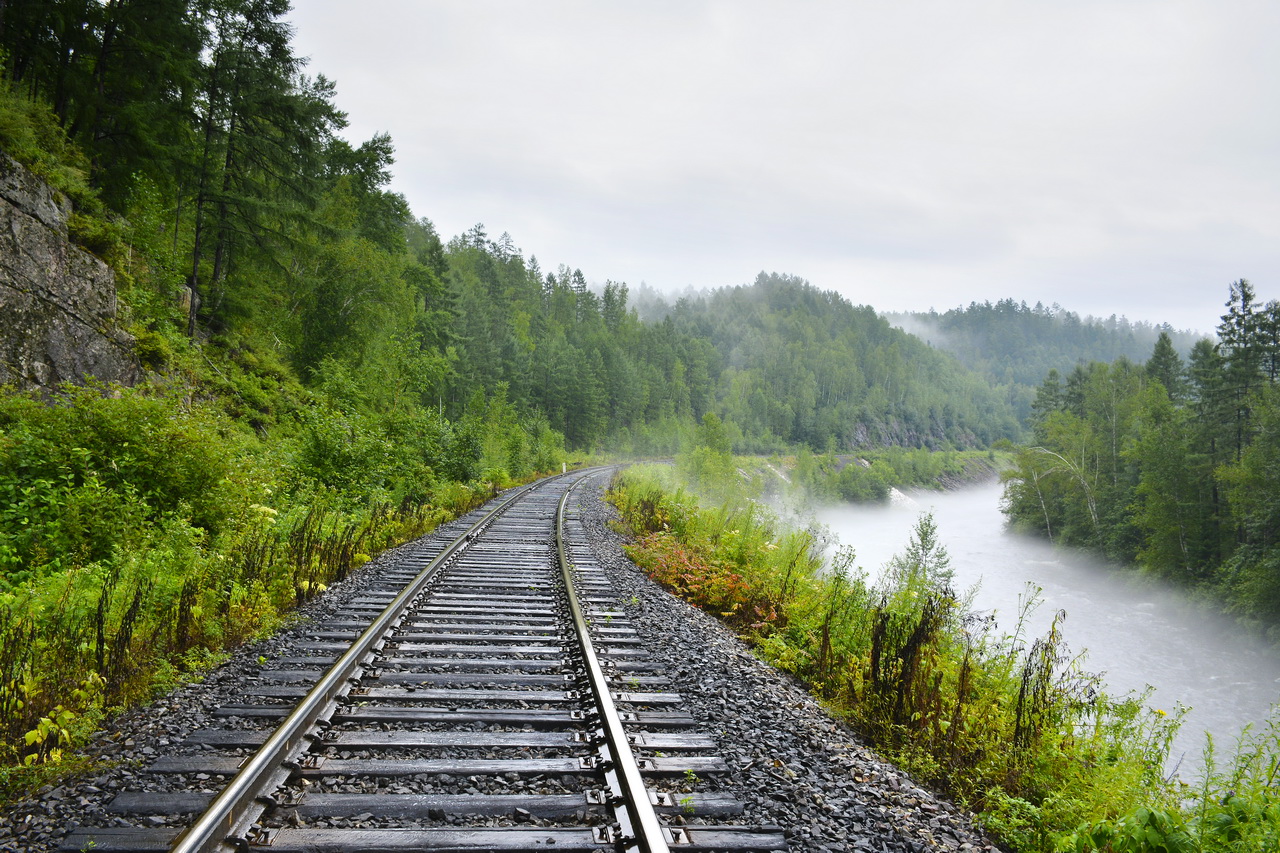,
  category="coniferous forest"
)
[889,301,1206,423]
[4,4,1280,848]
[1004,280,1280,628]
